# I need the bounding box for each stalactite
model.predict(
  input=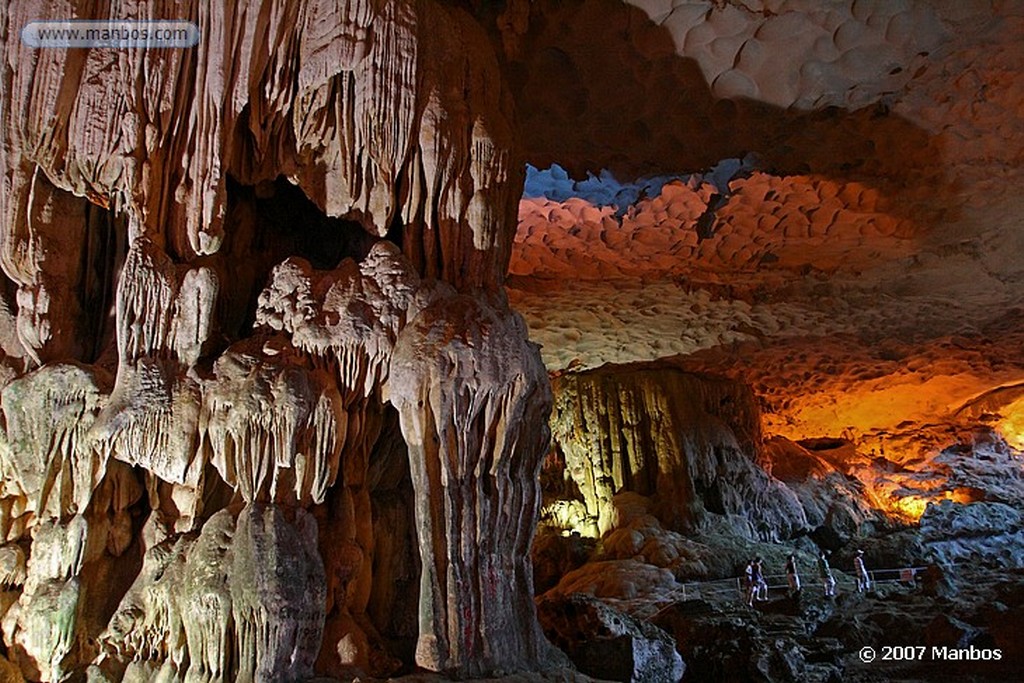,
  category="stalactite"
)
[255,241,422,397]
[4,0,519,290]
[0,170,90,366]
[86,237,217,528]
